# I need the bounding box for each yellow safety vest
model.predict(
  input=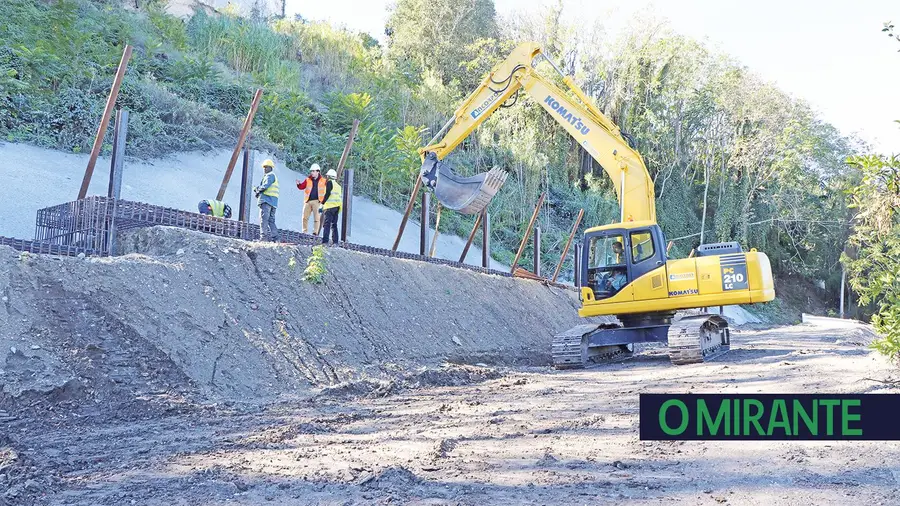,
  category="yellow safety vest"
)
[209,199,226,217]
[262,173,279,197]
[323,180,342,210]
